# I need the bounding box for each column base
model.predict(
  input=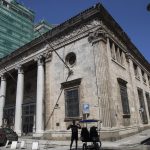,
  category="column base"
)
[33,131,44,137]
[15,130,22,136]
